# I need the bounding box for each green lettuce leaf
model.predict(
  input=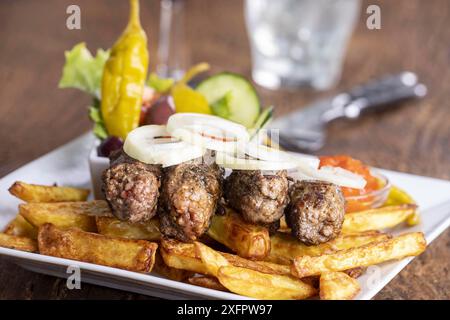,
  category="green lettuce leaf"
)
[147,72,175,93]
[88,99,108,139]
[59,42,109,97]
